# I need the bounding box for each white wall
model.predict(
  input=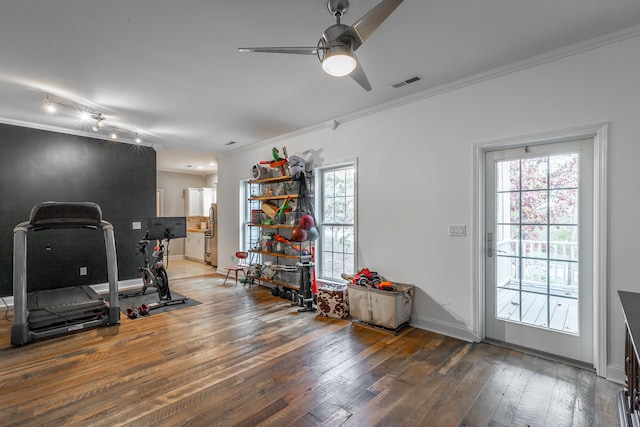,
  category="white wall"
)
[217,34,640,382]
